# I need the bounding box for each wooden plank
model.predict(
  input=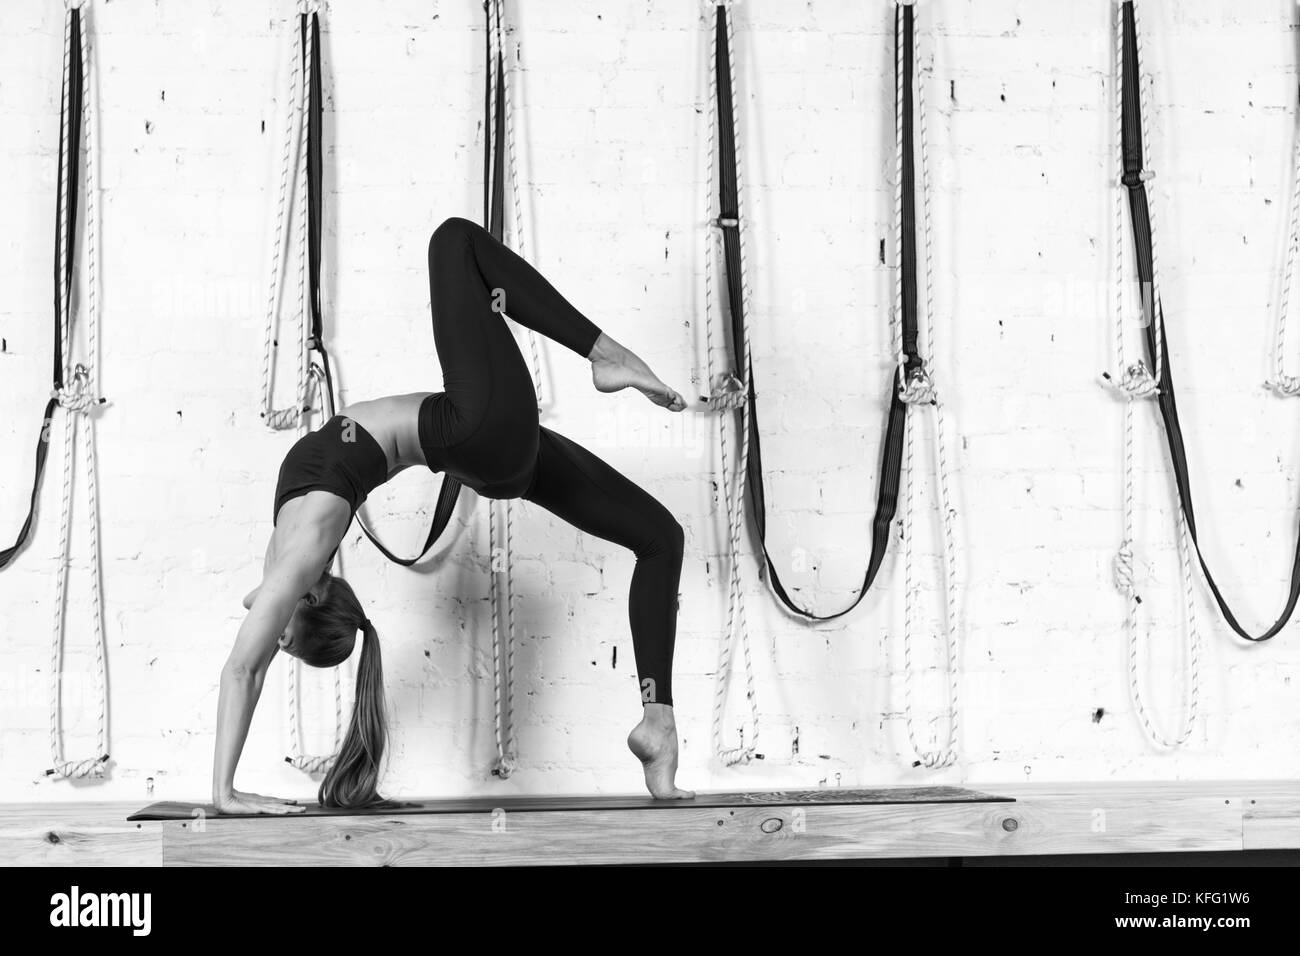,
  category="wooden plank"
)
[130,785,1008,821]
[160,791,1242,866]
[995,780,1300,802]
[161,803,1001,866]
[1243,812,1300,850]
[0,803,161,867]
[3,780,1293,866]
[1234,775,1300,850]
[999,795,1242,857]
